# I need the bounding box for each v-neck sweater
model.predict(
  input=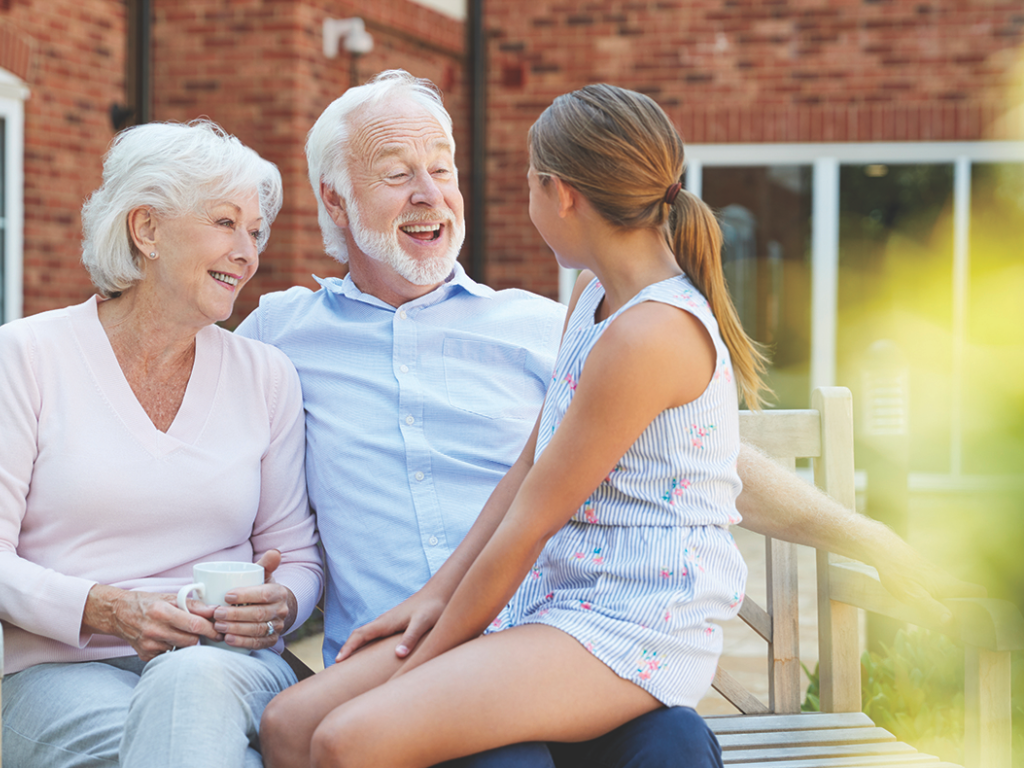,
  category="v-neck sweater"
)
[0,297,322,674]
